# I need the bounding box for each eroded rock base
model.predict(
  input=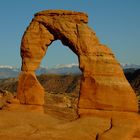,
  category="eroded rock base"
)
[17,72,44,105]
